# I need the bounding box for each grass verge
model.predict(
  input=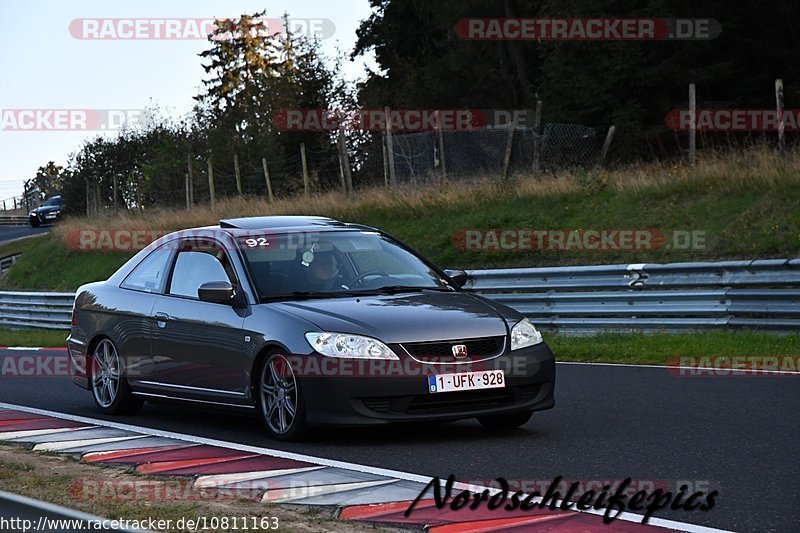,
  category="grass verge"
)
[0,234,132,291]
[2,328,798,364]
[543,331,800,365]
[0,328,68,347]
[0,444,379,533]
